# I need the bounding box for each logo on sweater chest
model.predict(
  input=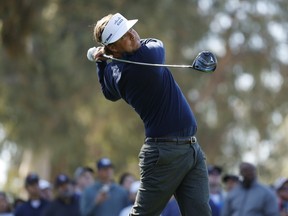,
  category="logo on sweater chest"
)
[111,65,122,82]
